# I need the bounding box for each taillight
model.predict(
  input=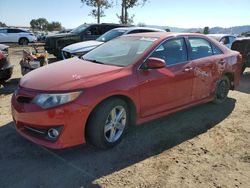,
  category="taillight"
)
[237,53,242,63]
